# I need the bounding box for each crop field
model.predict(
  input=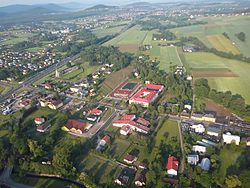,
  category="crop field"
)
[171,15,250,57]
[206,34,240,54]
[184,52,250,103]
[104,26,148,52]
[92,25,125,38]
